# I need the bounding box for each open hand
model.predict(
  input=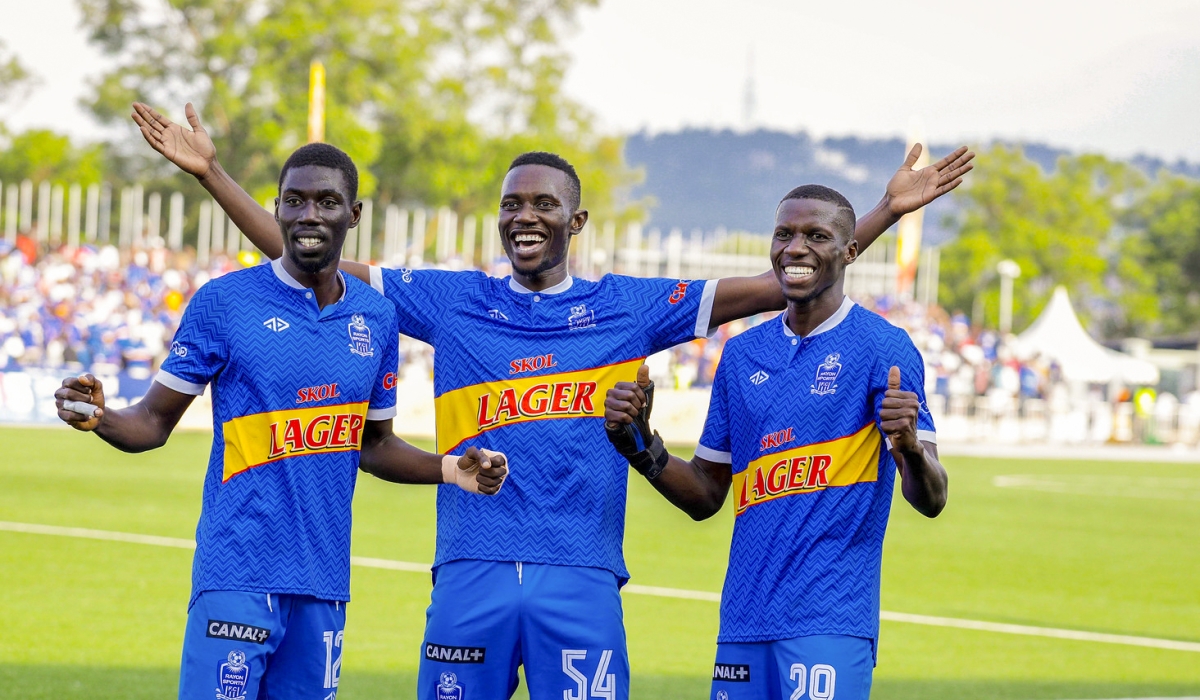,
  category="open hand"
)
[131,102,217,179]
[55,374,107,432]
[879,366,921,453]
[886,144,974,217]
